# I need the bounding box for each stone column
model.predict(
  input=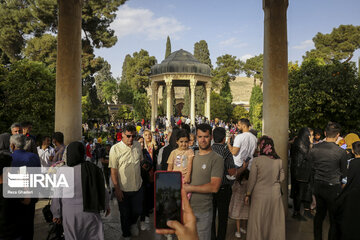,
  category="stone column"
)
[190,79,197,126]
[171,86,175,116]
[205,82,211,120]
[154,84,158,120]
[150,82,156,132]
[55,0,82,145]
[166,81,172,122]
[262,0,289,214]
